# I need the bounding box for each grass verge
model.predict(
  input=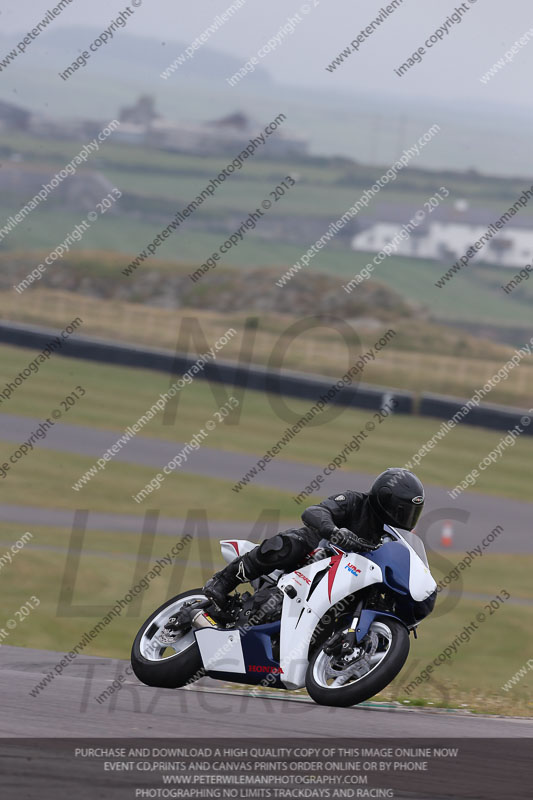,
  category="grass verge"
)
[1,522,530,716]
[1,346,533,503]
